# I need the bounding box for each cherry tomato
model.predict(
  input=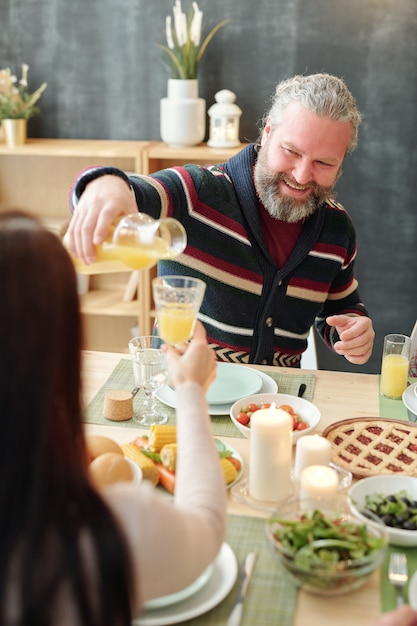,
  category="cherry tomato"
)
[296,421,309,431]
[261,403,271,409]
[236,412,250,425]
[279,404,296,416]
[247,403,260,413]
[226,456,242,472]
